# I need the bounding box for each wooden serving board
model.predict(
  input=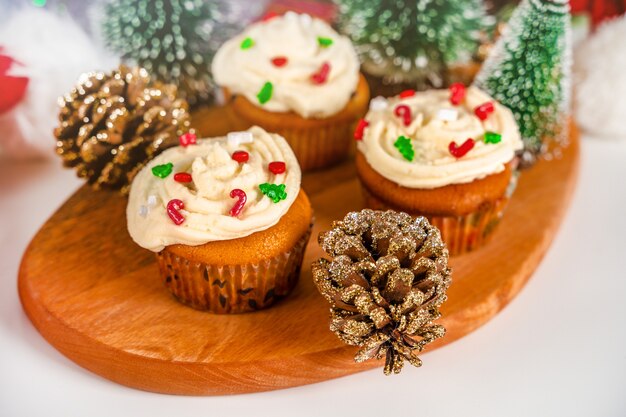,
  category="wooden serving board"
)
[18,107,579,395]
